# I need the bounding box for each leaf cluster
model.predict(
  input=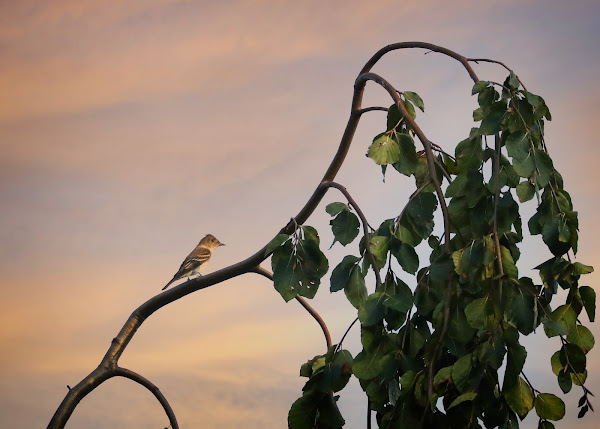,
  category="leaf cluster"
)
[269,78,595,428]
